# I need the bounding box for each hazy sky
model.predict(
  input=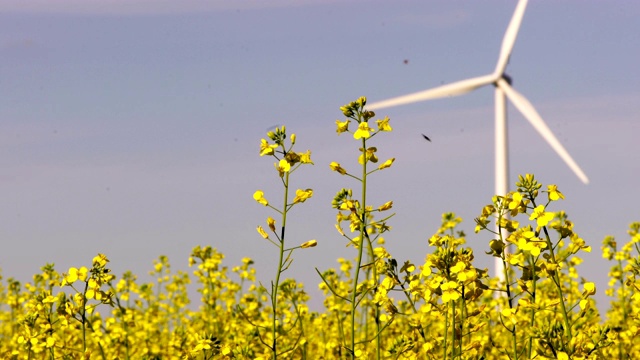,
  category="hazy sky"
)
[1,1,638,309]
